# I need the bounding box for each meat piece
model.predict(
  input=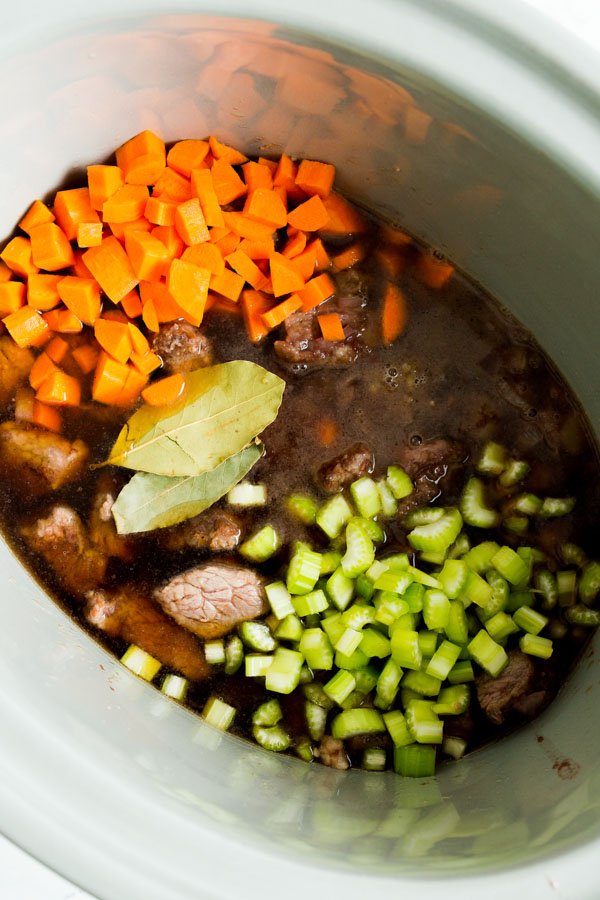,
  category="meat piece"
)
[151,321,213,373]
[85,587,209,681]
[475,649,536,725]
[89,472,136,562]
[274,292,368,371]
[0,336,34,406]
[161,509,243,553]
[0,422,88,497]
[318,442,374,493]
[396,437,467,517]
[154,562,268,639]
[20,504,107,595]
[317,736,349,770]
